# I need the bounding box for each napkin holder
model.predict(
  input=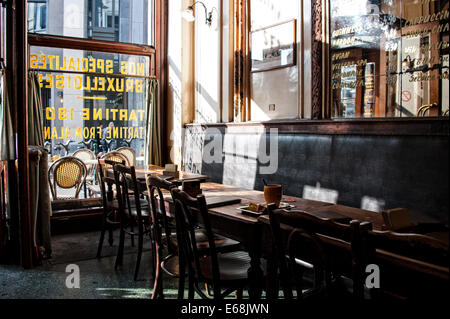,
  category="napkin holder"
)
[163,164,179,178]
